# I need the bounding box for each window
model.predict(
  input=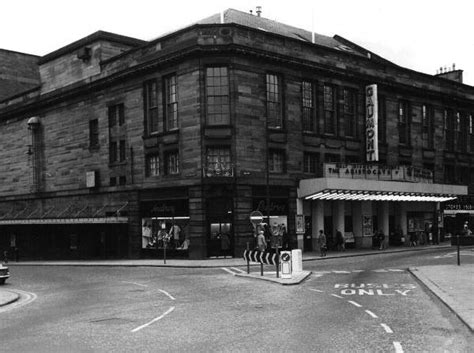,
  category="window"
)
[146,154,160,177]
[89,119,99,148]
[324,153,340,163]
[457,112,468,153]
[119,176,126,186]
[109,177,117,186]
[445,109,455,151]
[266,73,283,128]
[470,115,474,152]
[269,149,285,173]
[206,147,232,176]
[303,152,318,174]
[378,96,386,144]
[109,141,117,163]
[206,67,230,125]
[323,85,336,135]
[144,80,159,134]
[119,140,126,162]
[302,81,316,132]
[108,103,124,127]
[444,164,455,184]
[164,74,178,130]
[343,88,357,137]
[398,100,410,145]
[165,151,179,175]
[422,104,434,149]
